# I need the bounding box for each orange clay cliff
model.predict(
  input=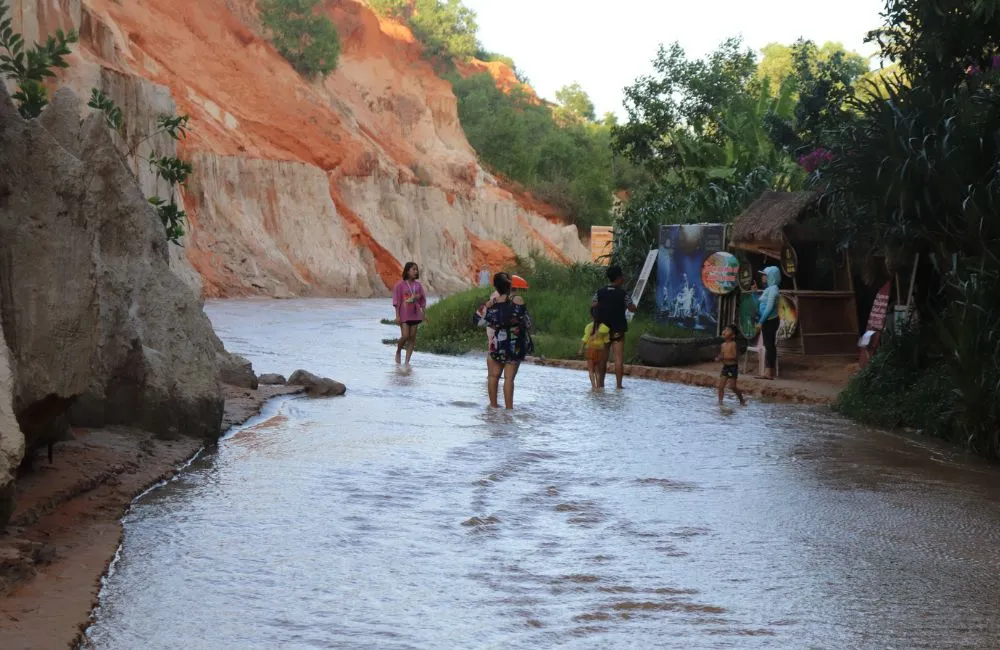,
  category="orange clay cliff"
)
[6,0,587,297]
